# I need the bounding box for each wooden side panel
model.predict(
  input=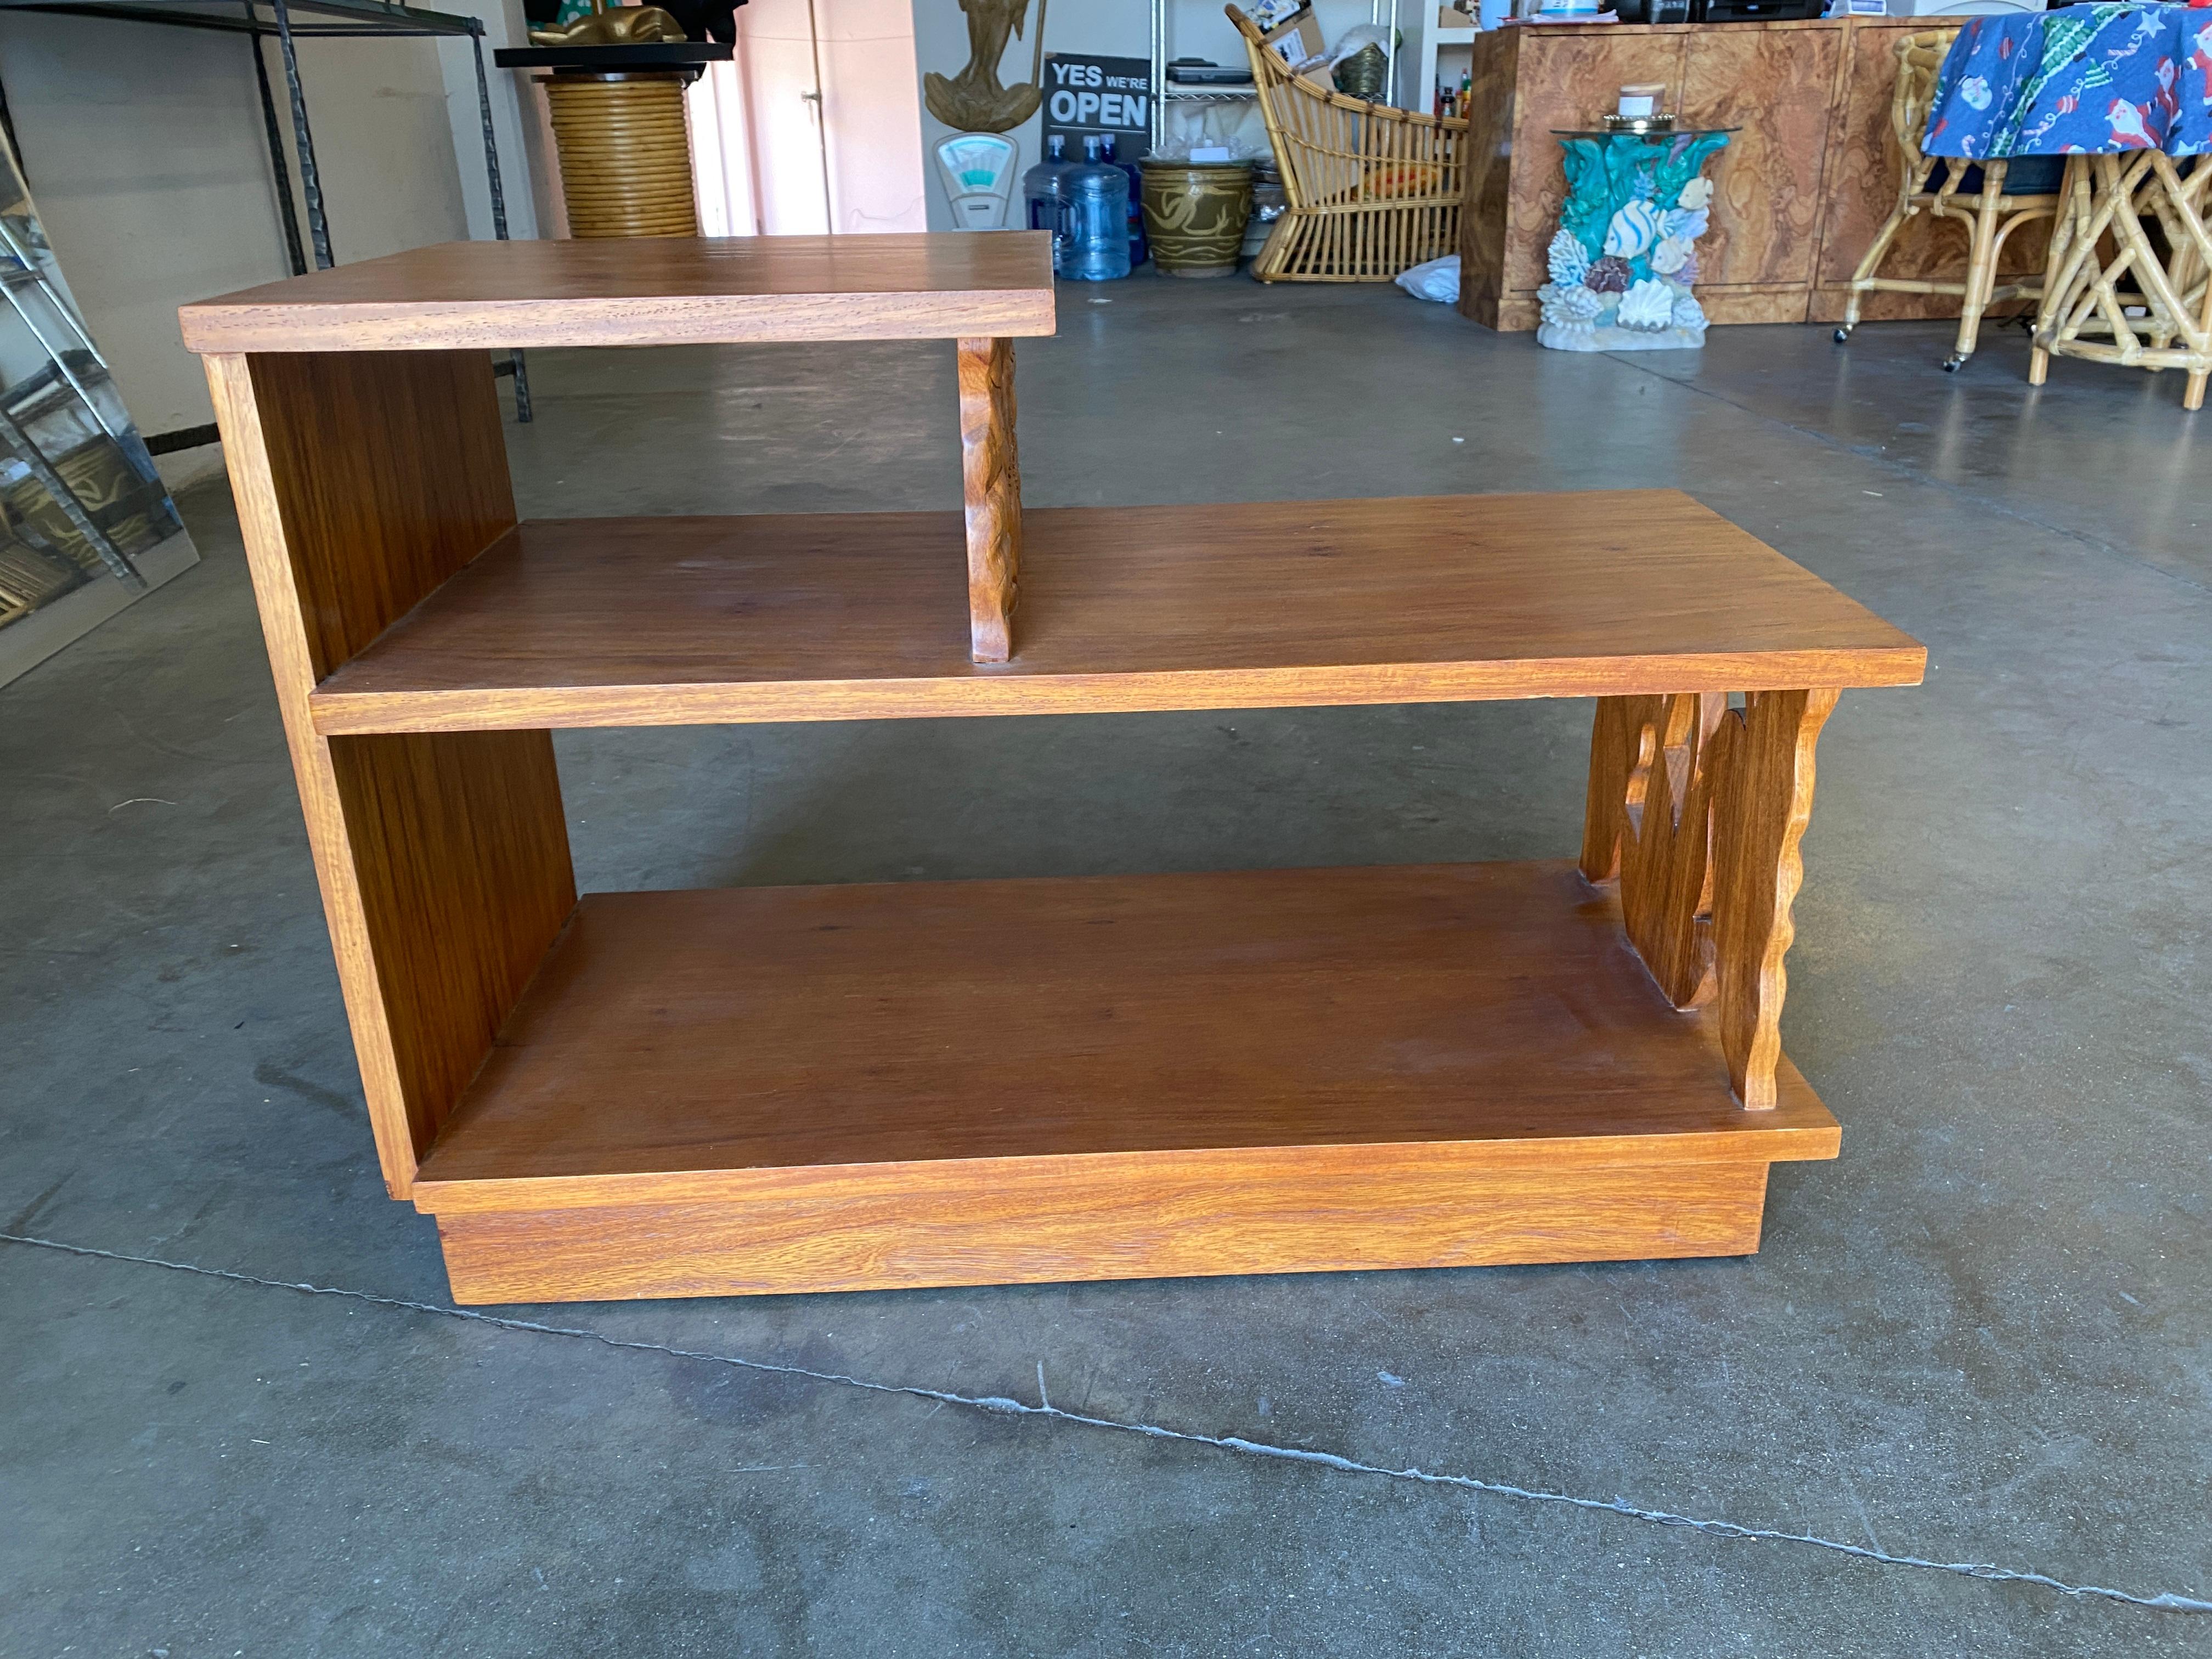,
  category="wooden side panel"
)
[956,336,1020,663]
[1579,691,1660,884]
[1583,687,1836,1109]
[1620,691,1728,1008]
[1457,30,1522,328]
[1710,688,1836,1111]
[204,350,574,1196]
[328,733,576,1165]
[1680,26,1842,291]
[433,1158,1772,1303]
[240,351,516,676]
